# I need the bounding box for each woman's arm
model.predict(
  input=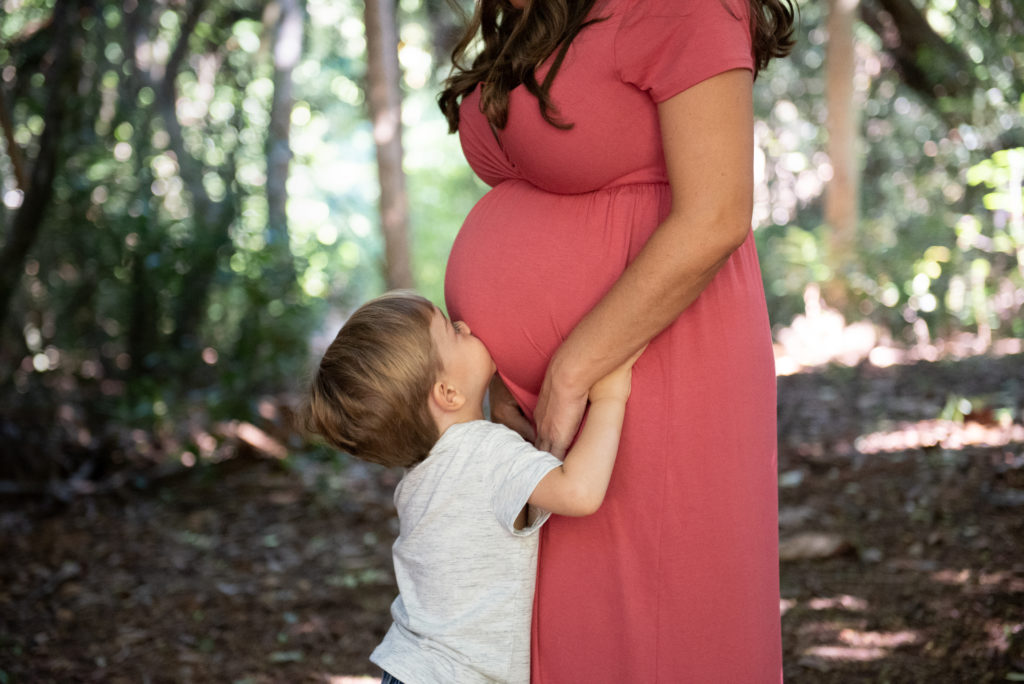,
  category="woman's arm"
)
[535,68,755,457]
[528,350,639,516]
